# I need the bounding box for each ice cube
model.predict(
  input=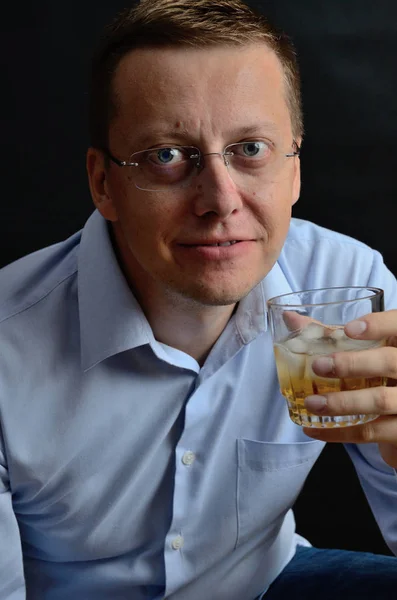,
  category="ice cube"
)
[309,338,335,356]
[284,336,308,354]
[274,343,306,380]
[300,322,327,341]
[329,328,347,342]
